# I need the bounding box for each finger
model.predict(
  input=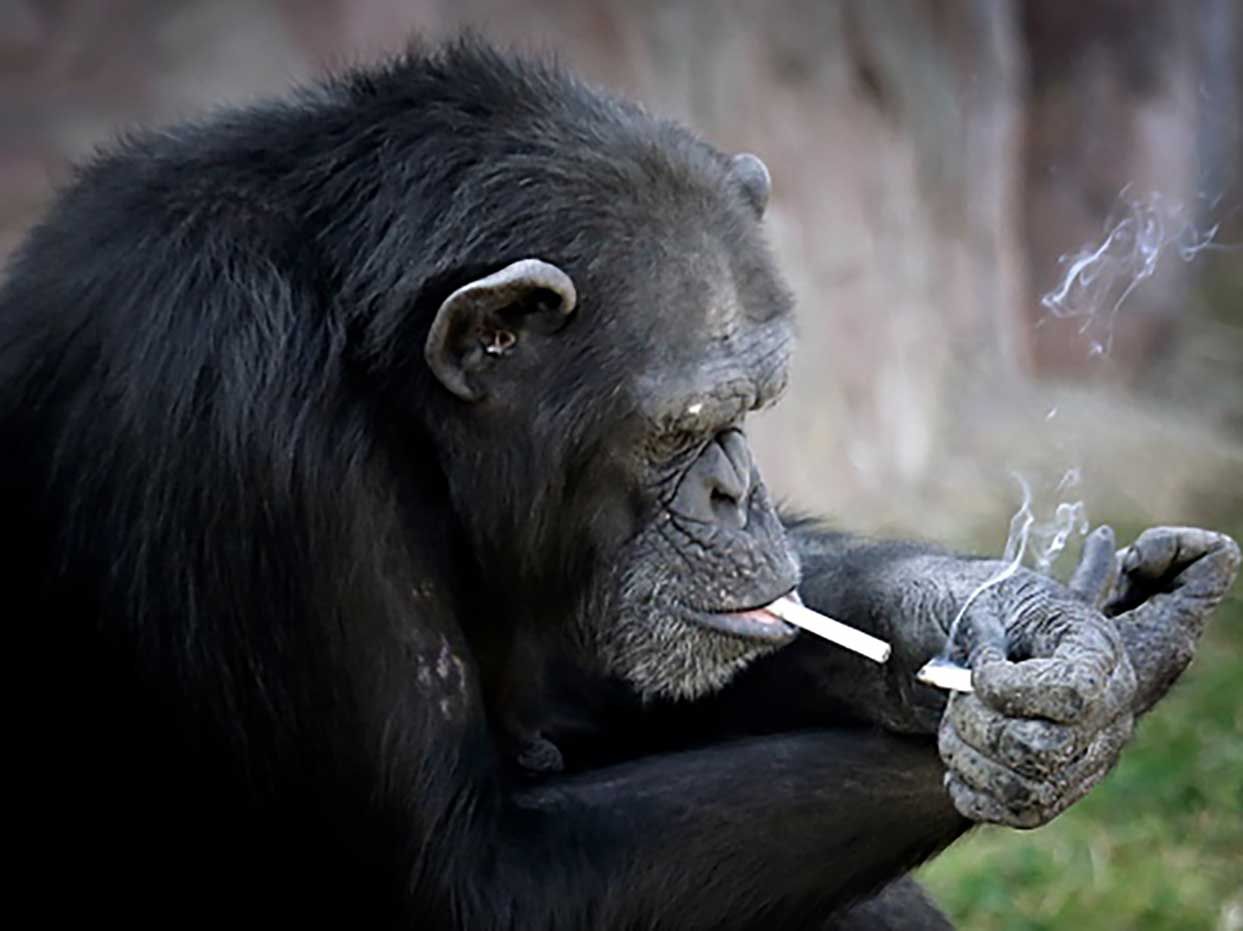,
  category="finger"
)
[943,715,1132,829]
[1161,531,1241,601]
[1123,526,1231,579]
[972,656,1093,722]
[1027,715,1132,818]
[1027,597,1124,663]
[943,692,1078,780]
[971,607,1120,723]
[945,772,1027,827]
[1117,609,1196,717]
[1069,525,1118,609]
[940,728,1055,827]
[1106,529,1240,616]
[949,654,1132,773]
[1106,527,1184,615]
[1112,533,1240,716]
